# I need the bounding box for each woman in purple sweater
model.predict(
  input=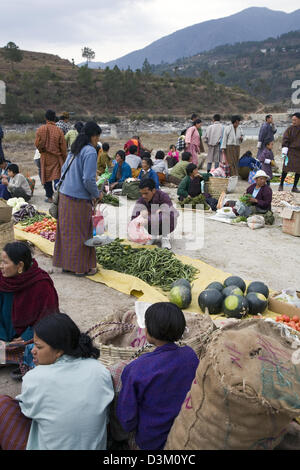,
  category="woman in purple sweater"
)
[246,170,273,212]
[116,303,199,450]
